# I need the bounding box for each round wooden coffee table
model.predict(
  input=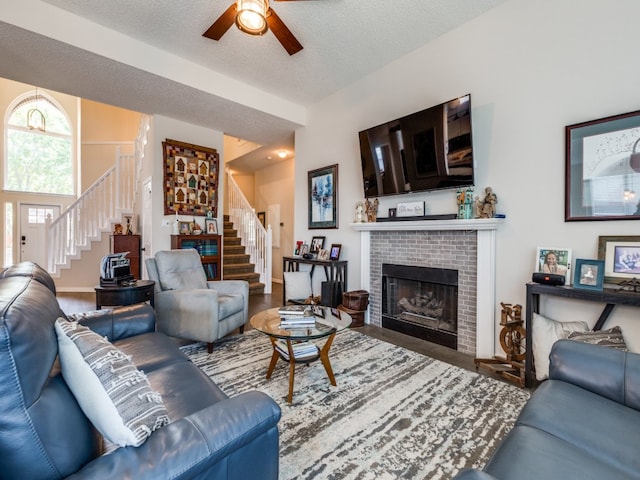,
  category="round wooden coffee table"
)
[250,306,351,403]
